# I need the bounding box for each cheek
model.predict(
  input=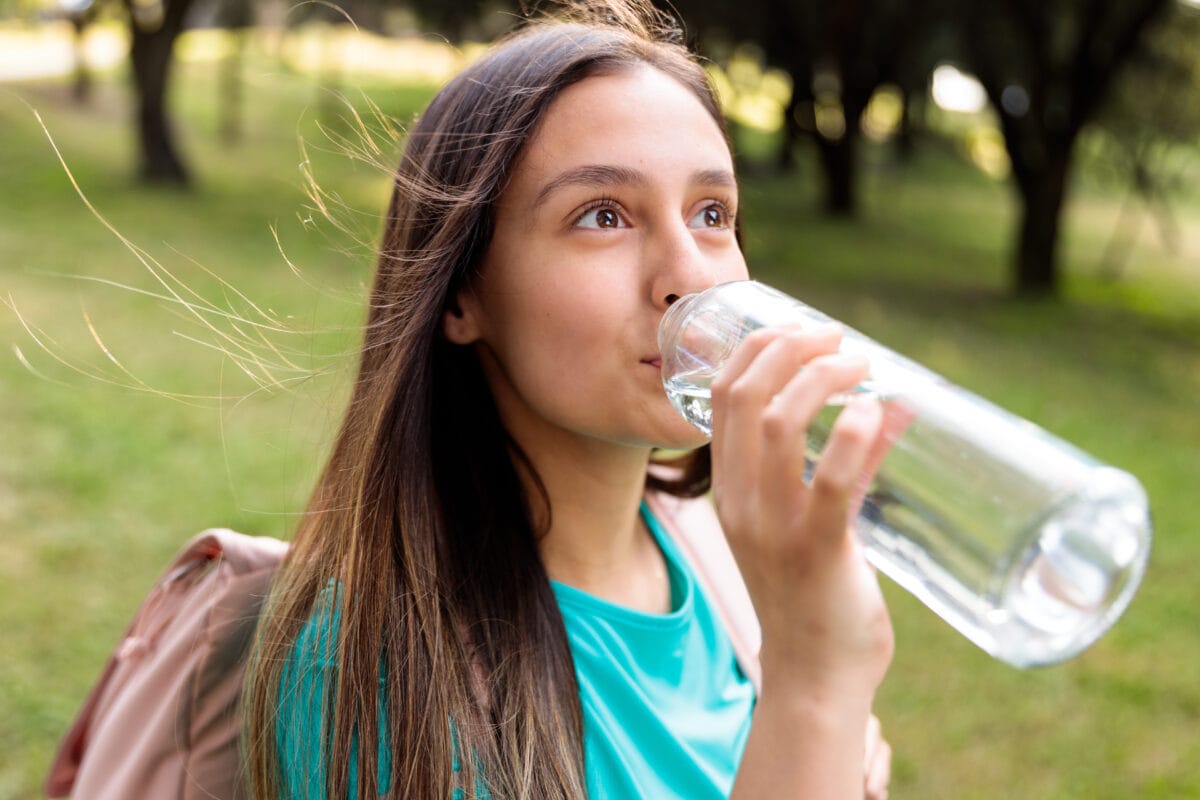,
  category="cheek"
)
[486,293,591,389]
[484,286,638,419]
[488,268,617,354]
